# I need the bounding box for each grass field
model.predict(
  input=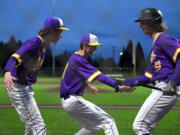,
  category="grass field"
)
[0,77,180,135]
